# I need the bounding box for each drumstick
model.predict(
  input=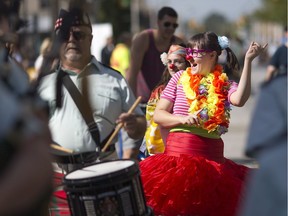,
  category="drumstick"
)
[50,144,74,154]
[102,96,142,152]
